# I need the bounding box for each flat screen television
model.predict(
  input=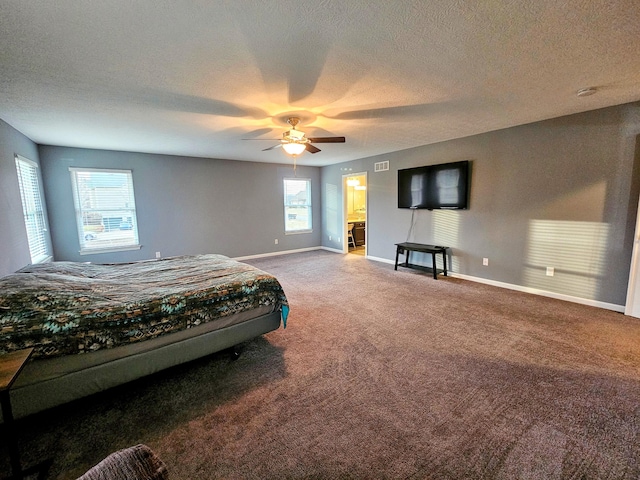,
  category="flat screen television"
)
[398,160,470,210]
